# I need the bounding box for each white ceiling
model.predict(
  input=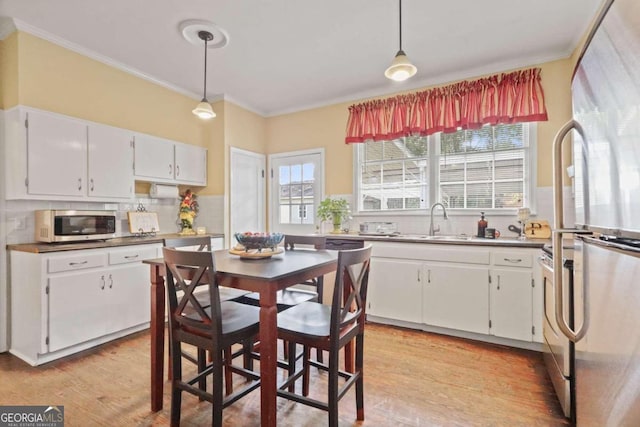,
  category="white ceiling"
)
[0,0,602,117]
